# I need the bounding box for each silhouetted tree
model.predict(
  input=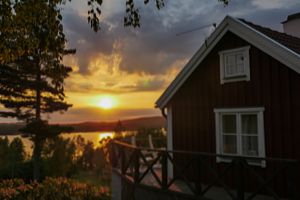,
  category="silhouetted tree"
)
[8,137,25,178]
[0,137,26,178]
[114,120,125,134]
[0,0,74,180]
[42,137,76,177]
[0,137,10,177]
[82,141,95,170]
